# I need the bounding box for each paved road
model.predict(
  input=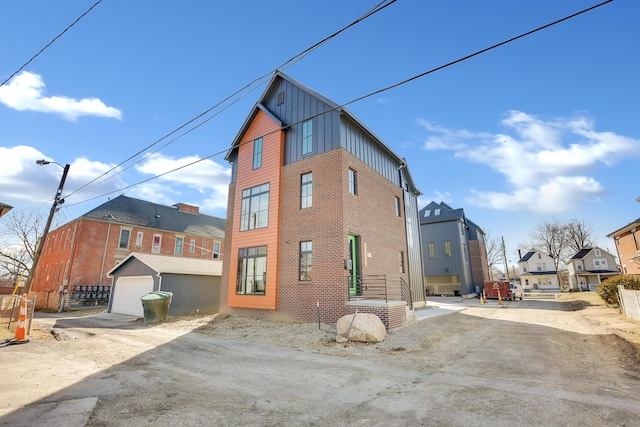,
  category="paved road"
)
[1,296,639,426]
